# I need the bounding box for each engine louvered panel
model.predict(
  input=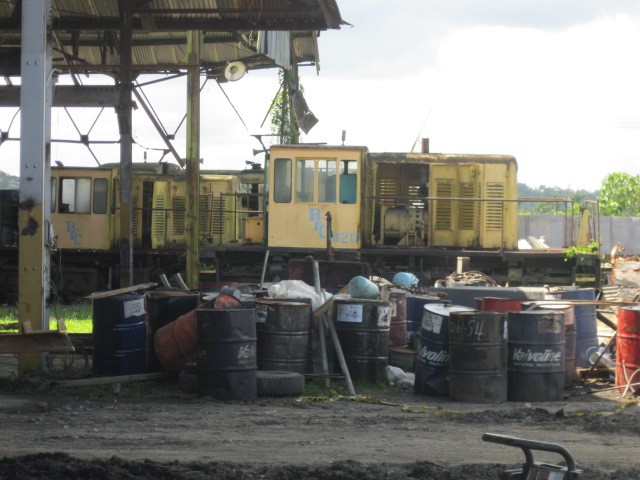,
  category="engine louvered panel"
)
[210,197,226,236]
[434,180,453,230]
[486,182,505,230]
[458,182,477,230]
[172,196,186,235]
[132,194,140,237]
[199,196,208,234]
[153,195,166,238]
